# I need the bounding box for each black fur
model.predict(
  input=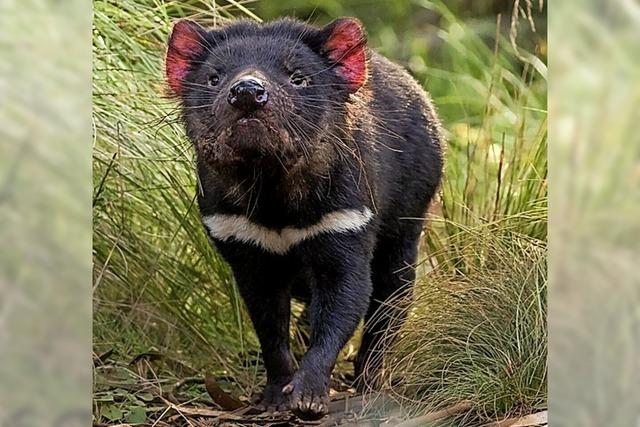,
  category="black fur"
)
[167,17,443,419]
